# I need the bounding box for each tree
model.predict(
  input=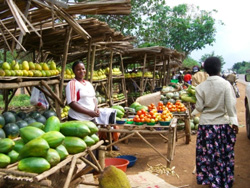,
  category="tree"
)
[143,4,221,56]
[200,51,226,68]
[182,56,199,68]
[88,2,220,57]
